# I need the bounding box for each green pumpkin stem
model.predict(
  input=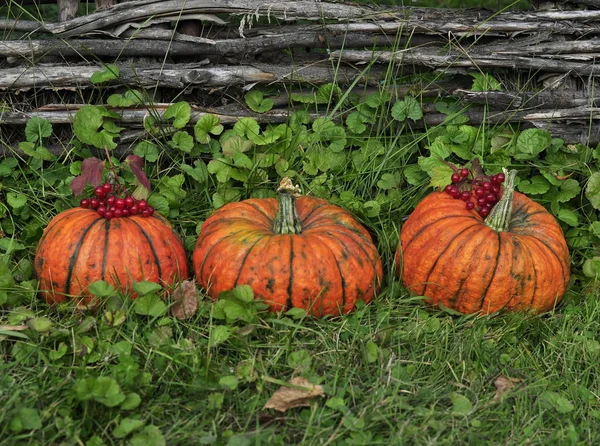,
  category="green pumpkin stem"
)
[485,168,517,232]
[273,178,303,234]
